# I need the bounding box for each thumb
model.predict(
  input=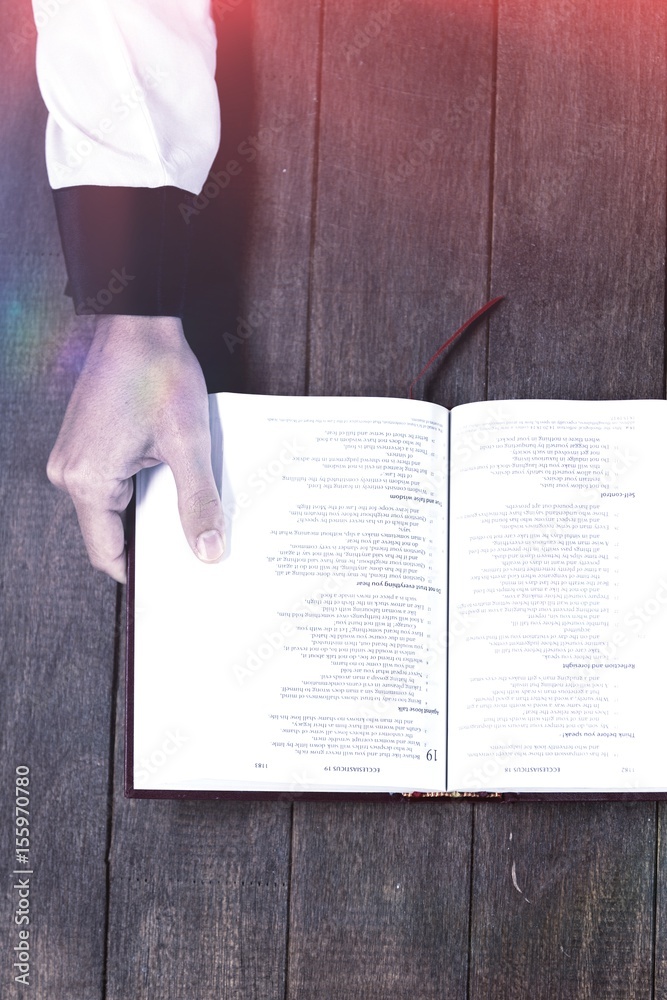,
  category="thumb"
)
[169,453,225,564]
